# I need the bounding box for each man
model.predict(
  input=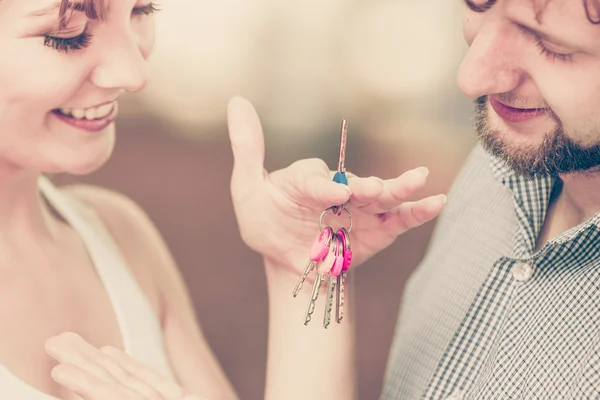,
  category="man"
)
[40,0,600,399]
[382,0,600,398]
